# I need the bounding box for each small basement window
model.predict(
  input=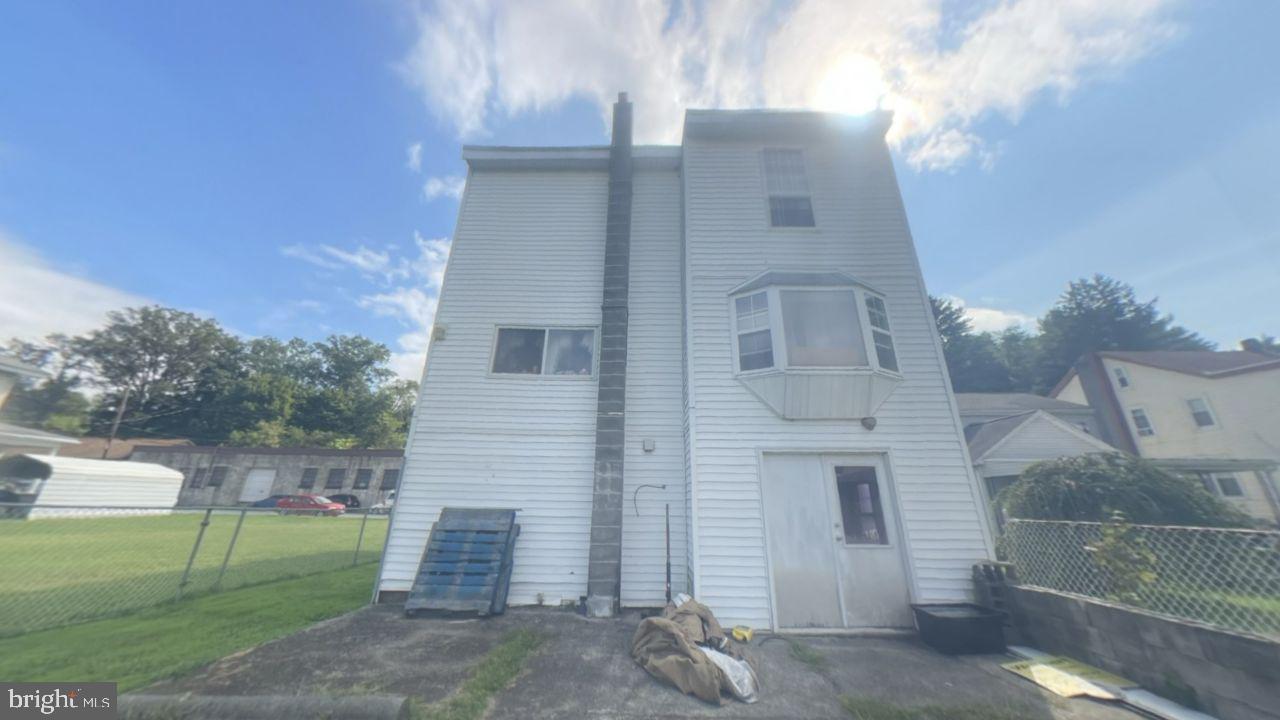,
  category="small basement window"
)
[492,327,595,376]
[380,469,401,490]
[206,466,228,488]
[353,469,373,490]
[298,467,318,489]
[1131,408,1155,437]
[325,468,346,490]
[835,466,888,545]
[763,149,815,227]
[1187,398,1217,428]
